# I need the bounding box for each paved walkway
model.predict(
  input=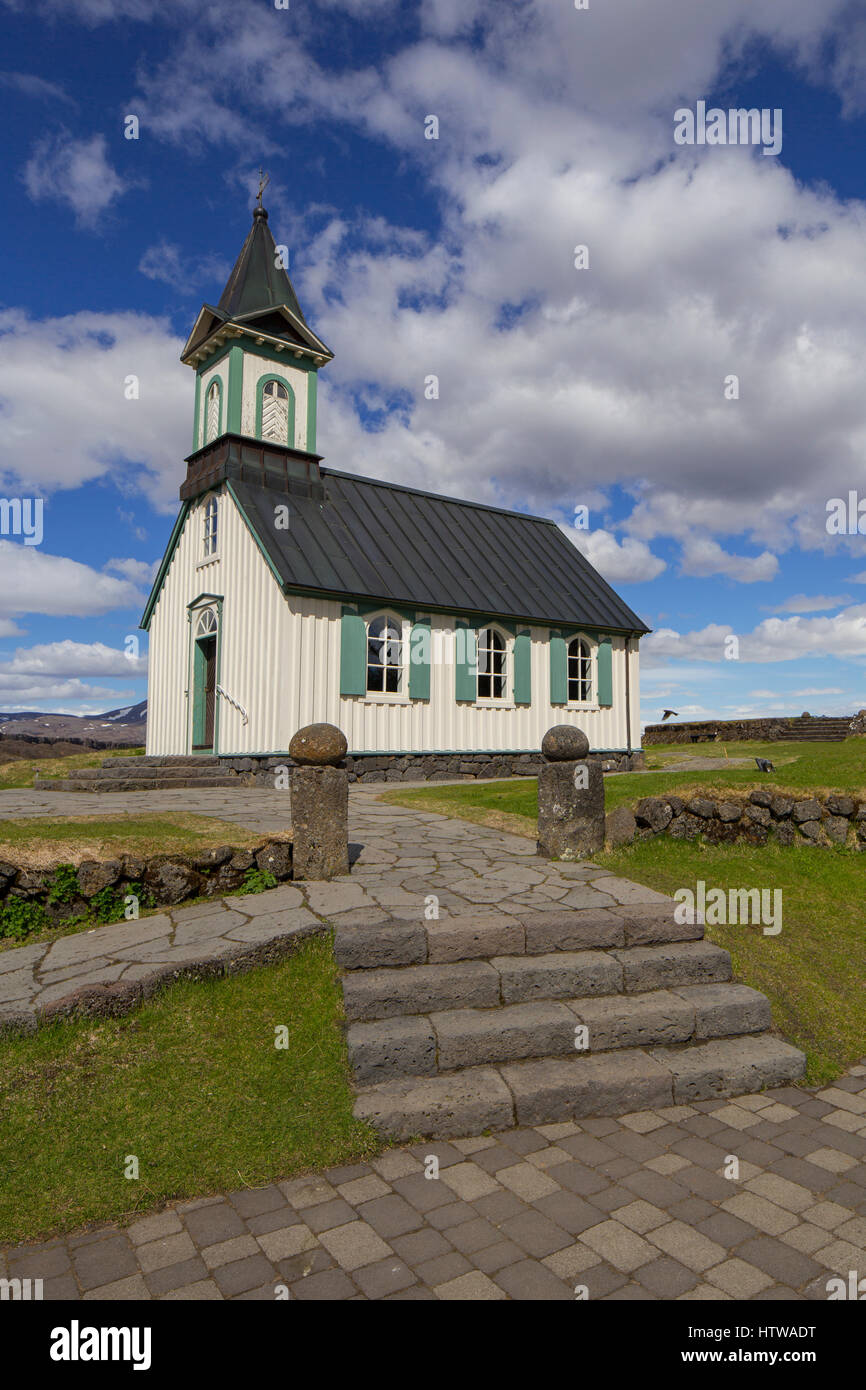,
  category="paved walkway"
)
[1,786,864,1299]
